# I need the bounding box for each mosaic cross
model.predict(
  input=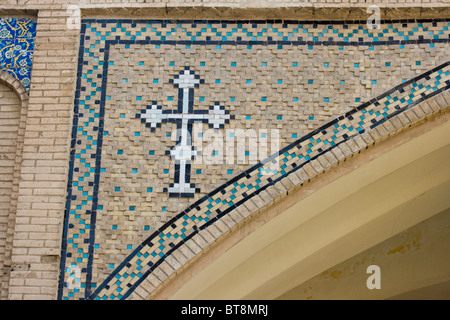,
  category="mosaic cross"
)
[137,66,234,197]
